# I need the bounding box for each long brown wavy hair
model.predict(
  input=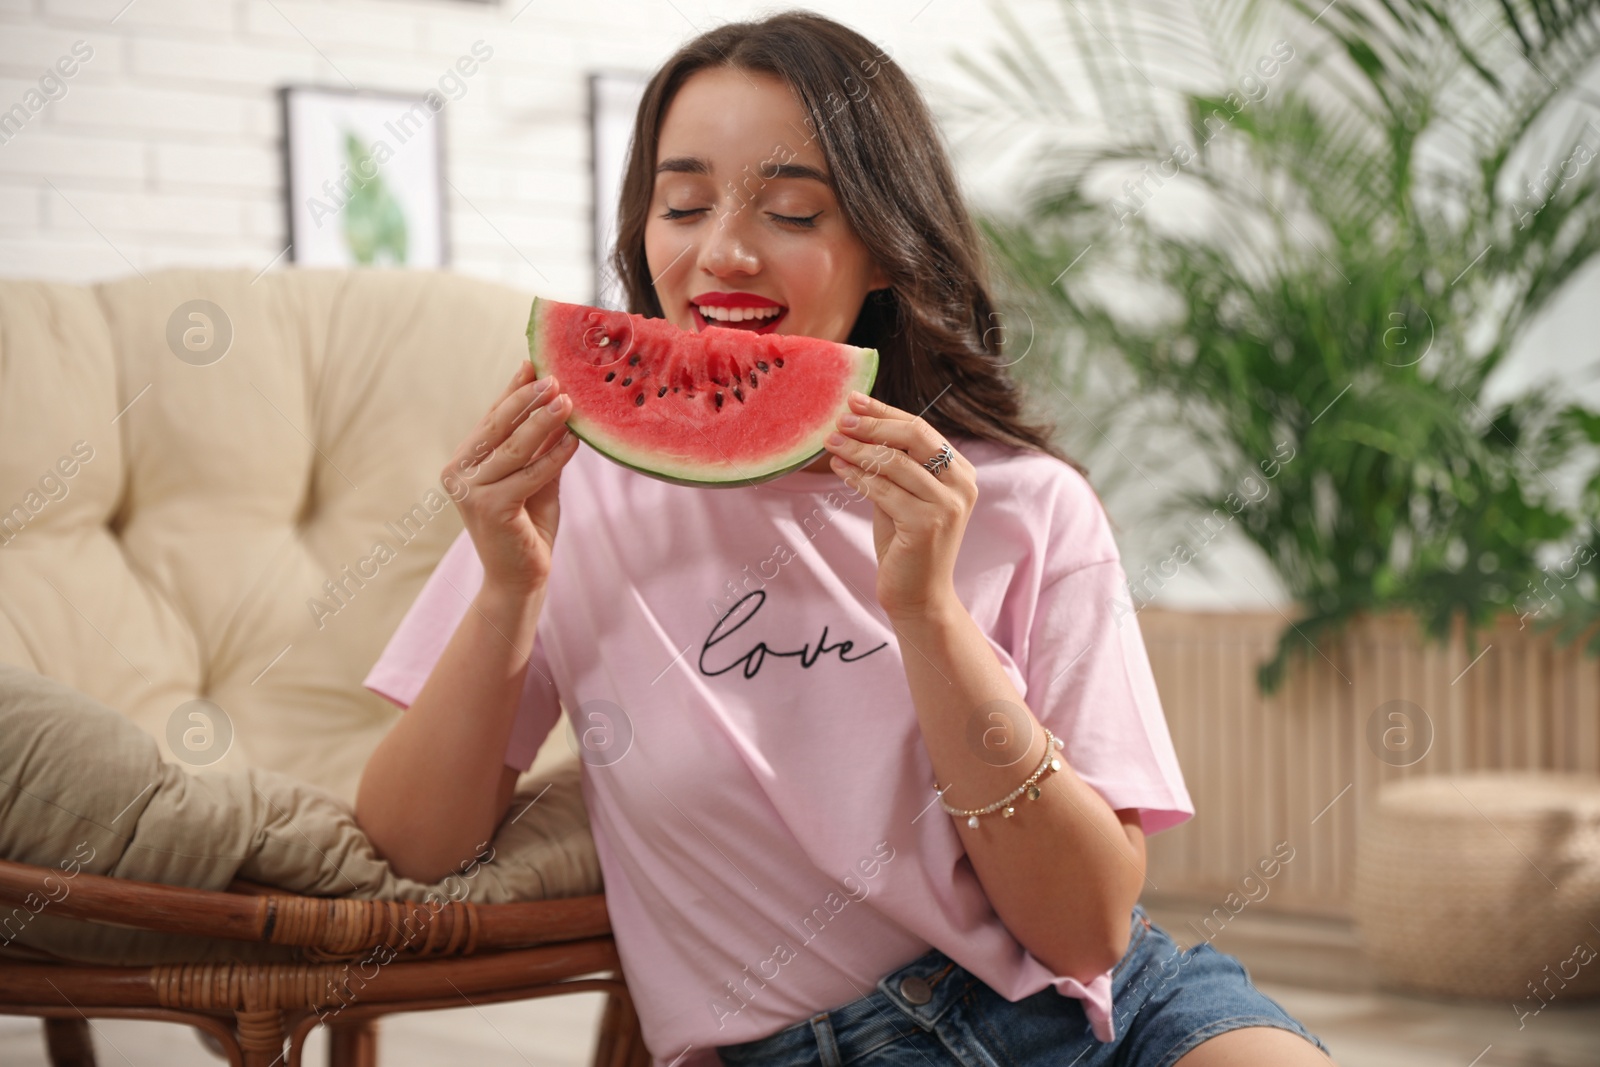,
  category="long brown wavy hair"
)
[608,9,1082,474]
